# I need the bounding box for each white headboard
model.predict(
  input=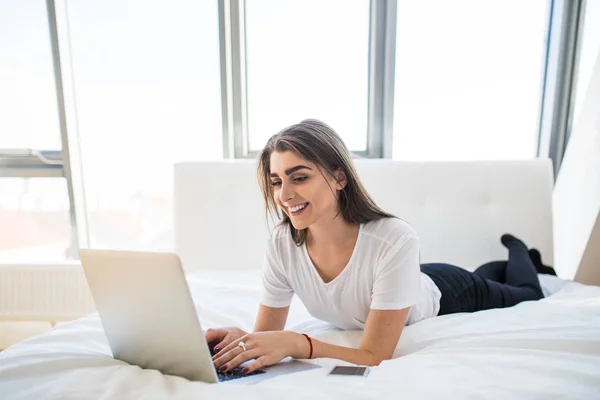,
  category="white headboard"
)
[174,159,554,272]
